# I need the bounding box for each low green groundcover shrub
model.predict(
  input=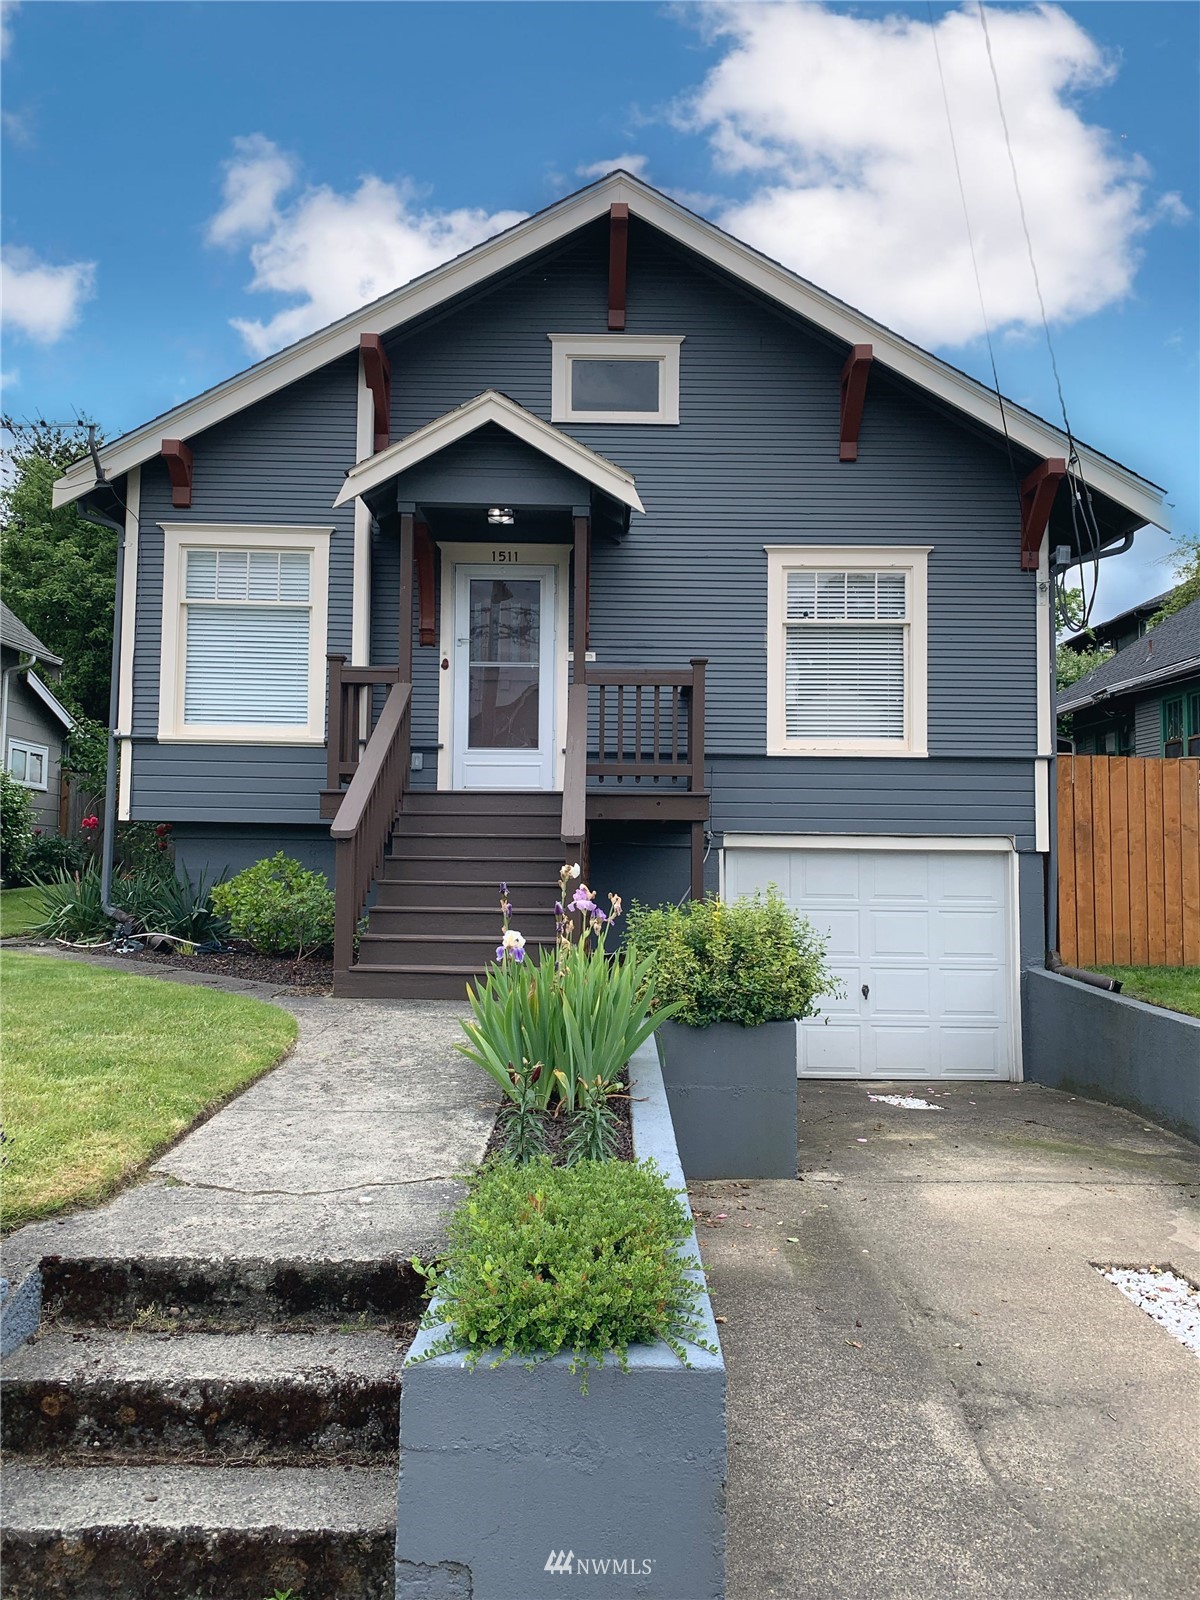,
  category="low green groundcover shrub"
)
[415,1157,713,1386]
[210,851,335,957]
[626,888,840,1028]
